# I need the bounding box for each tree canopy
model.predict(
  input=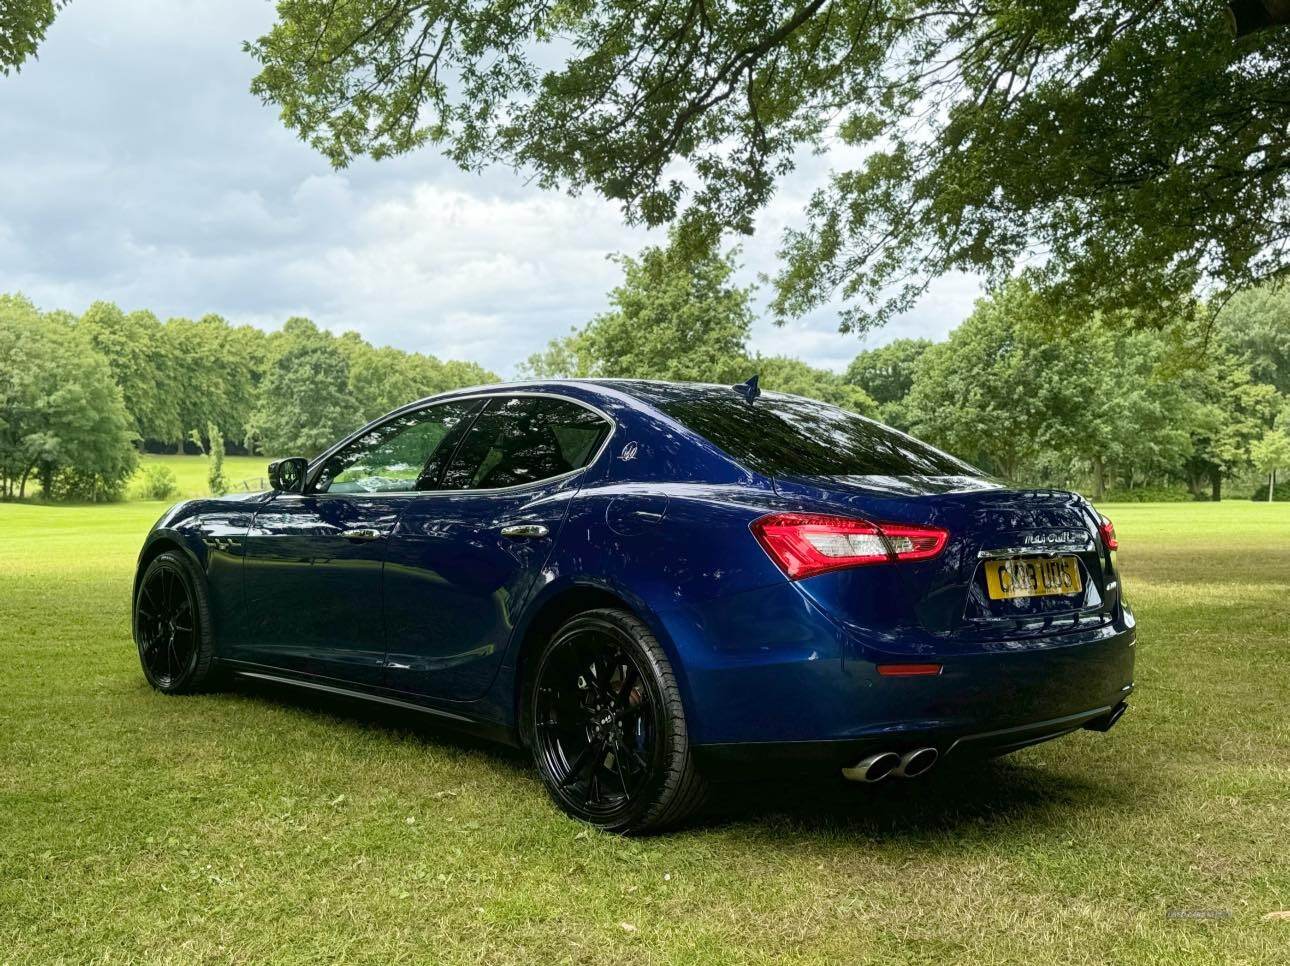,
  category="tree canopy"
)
[1,293,499,497]
[0,0,66,74]
[249,1,1290,335]
[3,268,1284,501]
[520,234,875,413]
[0,294,136,501]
